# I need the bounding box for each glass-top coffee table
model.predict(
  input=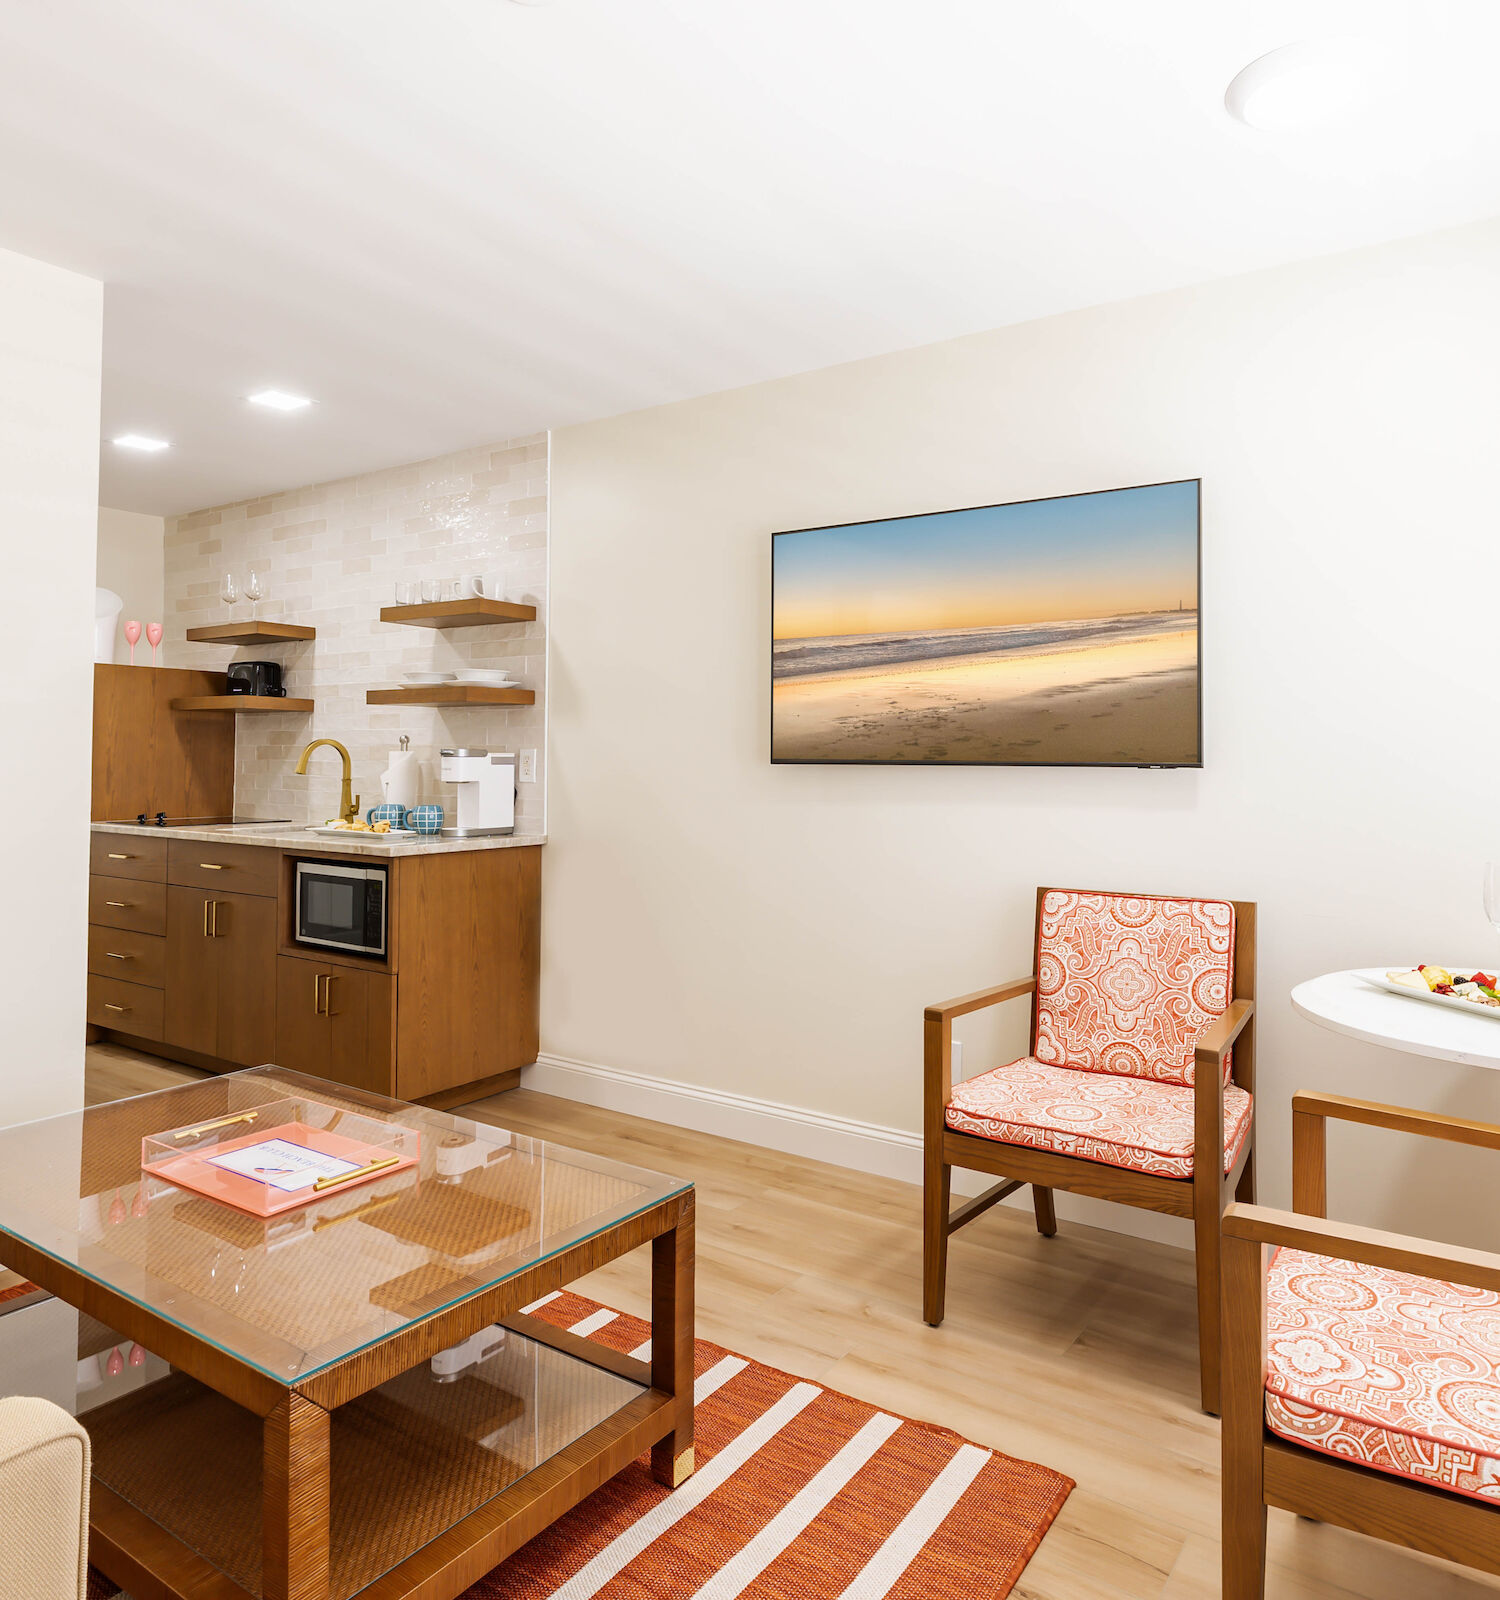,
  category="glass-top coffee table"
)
[0,1067,695,1600]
